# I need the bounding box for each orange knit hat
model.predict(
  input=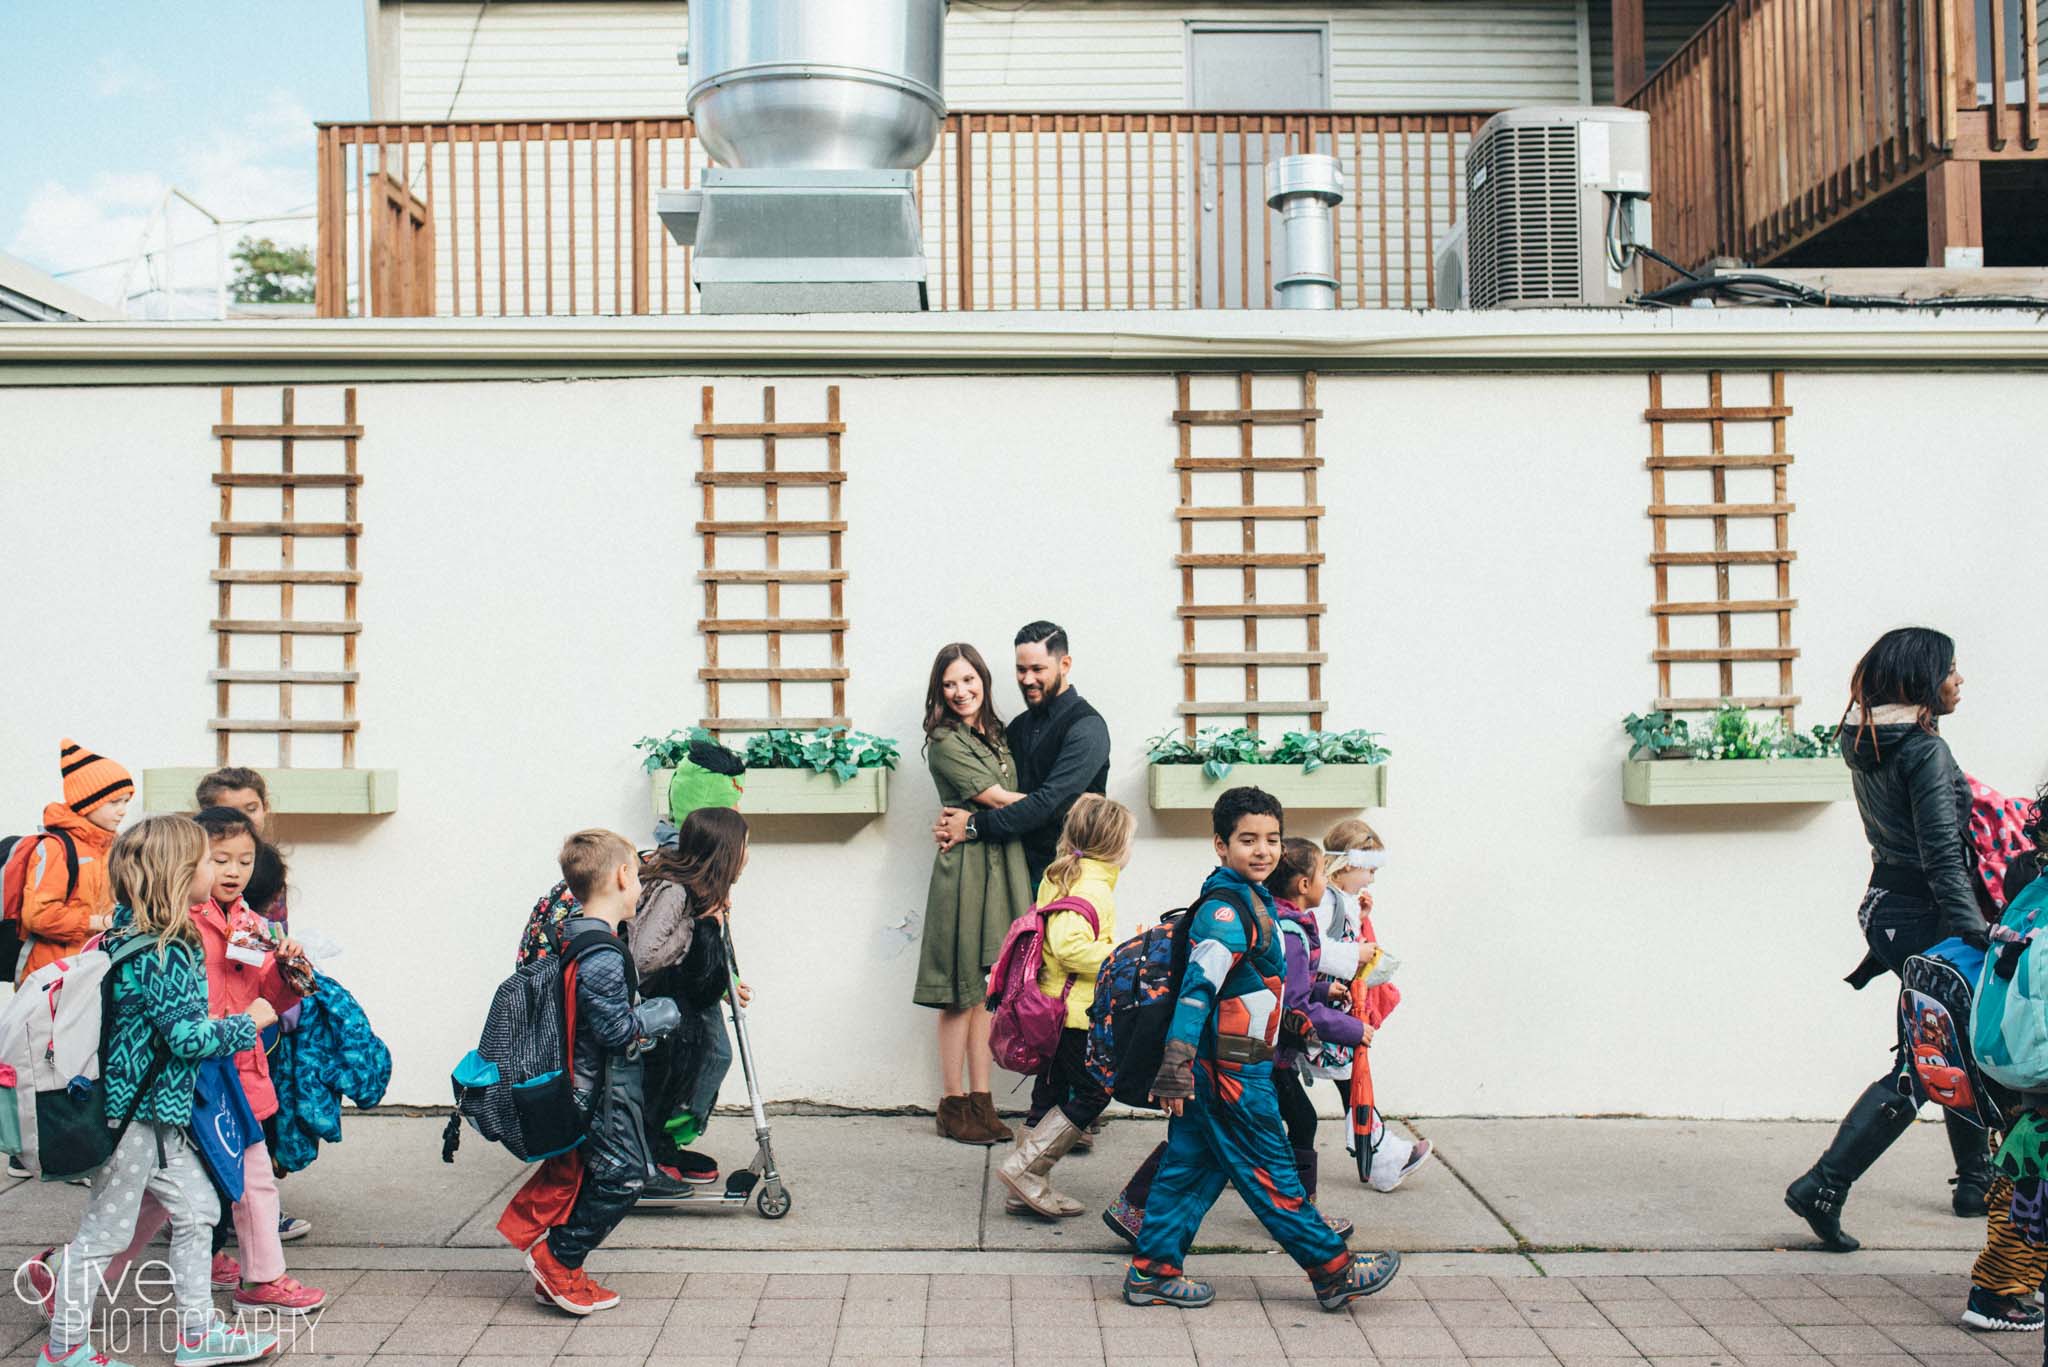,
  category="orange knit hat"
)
[60,738,134,816]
